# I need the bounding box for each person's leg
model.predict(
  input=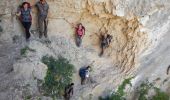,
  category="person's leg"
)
[25,22,31,40]
[38,17,44,38]
[44,19,48,38]
[22,22,31,40]
[79,36,82,46]
[64,94,70,100]
[76,35,82,47]
[100,43,105,56]
[81,77,86,85]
